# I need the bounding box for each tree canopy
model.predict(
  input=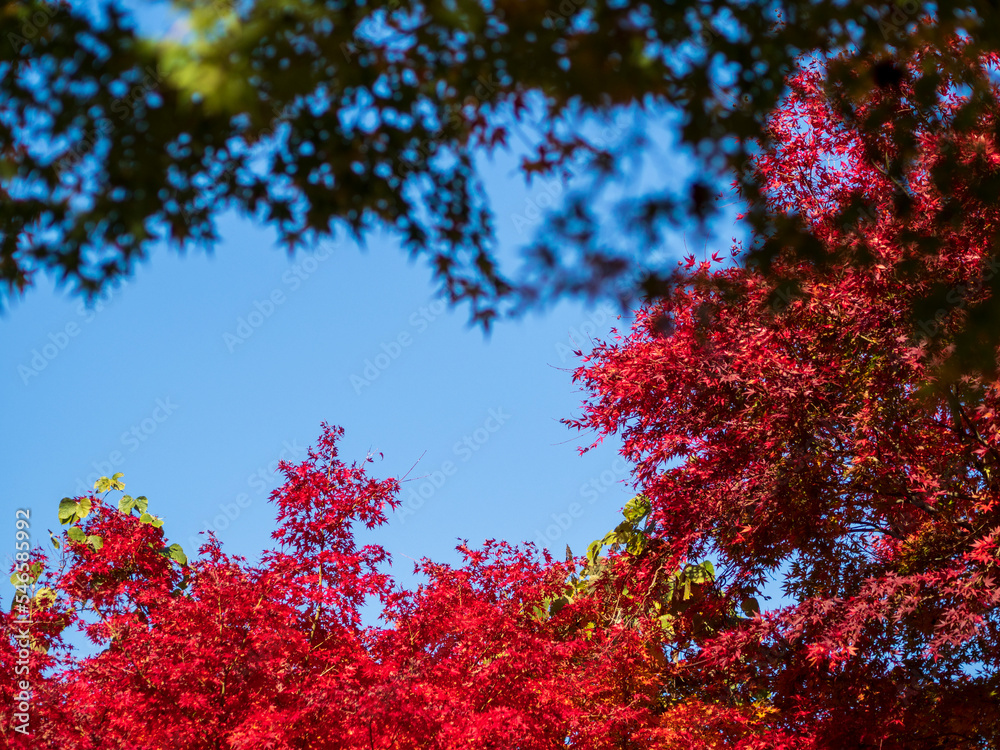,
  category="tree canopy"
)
[3,428,699,748]
[568,54,1000,745]
[7,0,1000,343]
[5,51,1000,745]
